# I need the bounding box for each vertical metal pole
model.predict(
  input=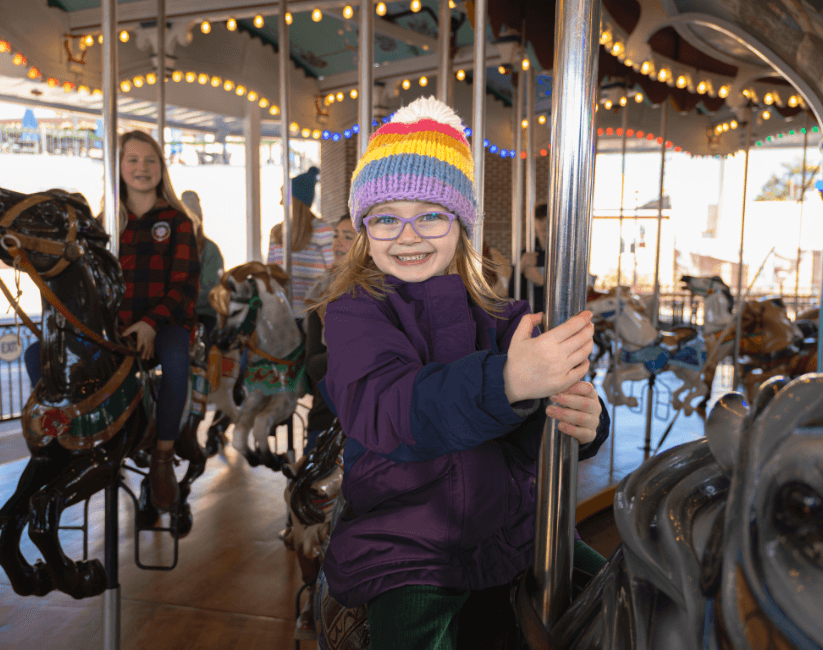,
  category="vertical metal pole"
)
[245,103,262,262]
[532,0,600,630]
[611,100,629,480]
[513,70,525,304]
[644,100,667,460]
[103,482,120,650]
[525,65,536,308]
[436,0,452,105]
[156,0,165,152]
[358,0,374,158]
[512,89,522,300]
[470,0,487,254]
[794,114,808,317]
[733,112,752,389]
[102,0,119,254]
[279,0,292,300]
